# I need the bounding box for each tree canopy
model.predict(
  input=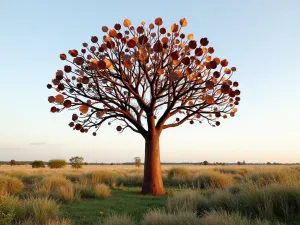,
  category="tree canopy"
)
[47,17,240,137]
